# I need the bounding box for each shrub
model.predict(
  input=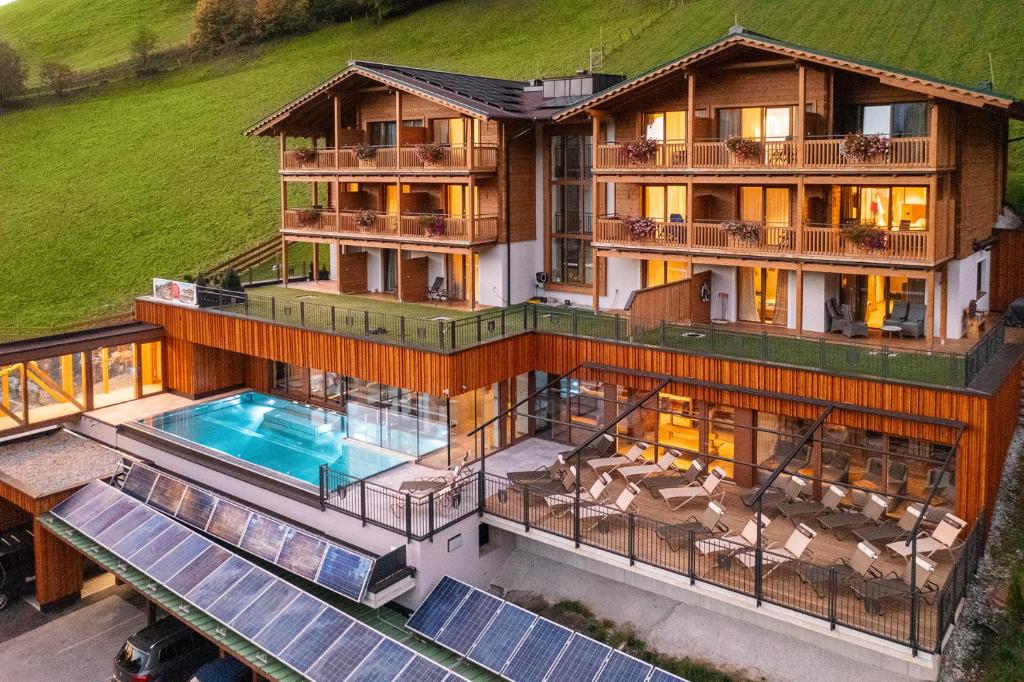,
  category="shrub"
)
[255,0,310,39]
[623,137,658,165]
[0,41,27,105]
[219,268,242,290]
[39,62,76,98]
[624,215,657,239]
[130,27,159,76]
[720,219,761,245]
[188,0,255,51]
[724,136,762,161]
